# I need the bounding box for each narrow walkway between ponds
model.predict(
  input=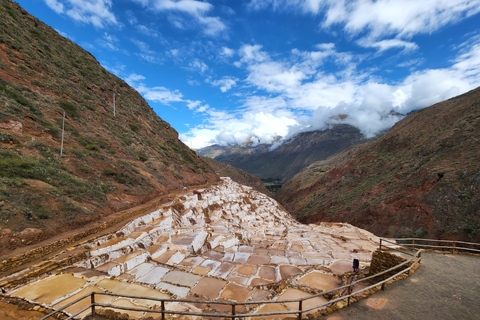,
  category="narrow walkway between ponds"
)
[327,252,480,320]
